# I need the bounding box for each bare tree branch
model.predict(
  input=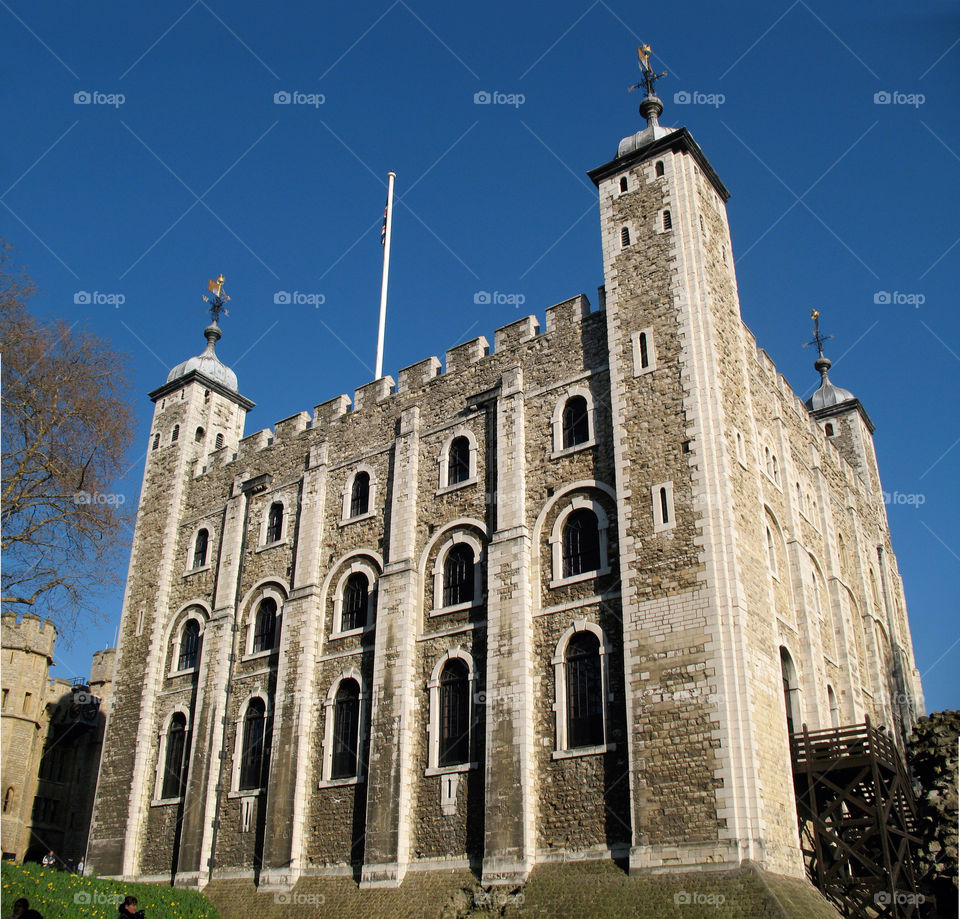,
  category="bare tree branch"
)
[1,240,136,634]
